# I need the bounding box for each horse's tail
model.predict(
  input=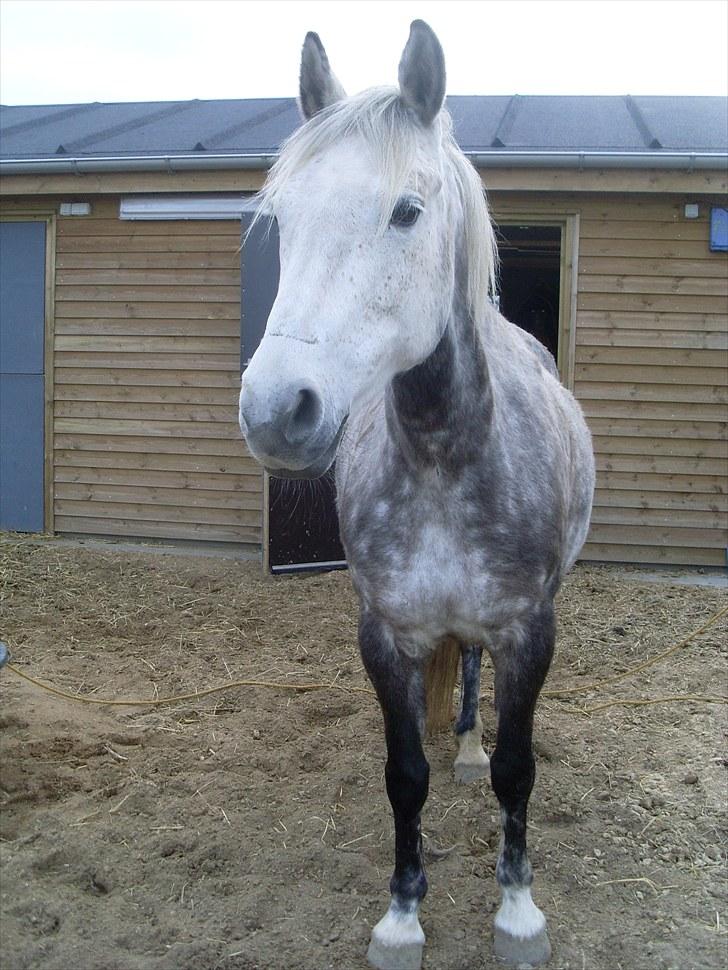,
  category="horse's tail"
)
[424,637,460,734]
